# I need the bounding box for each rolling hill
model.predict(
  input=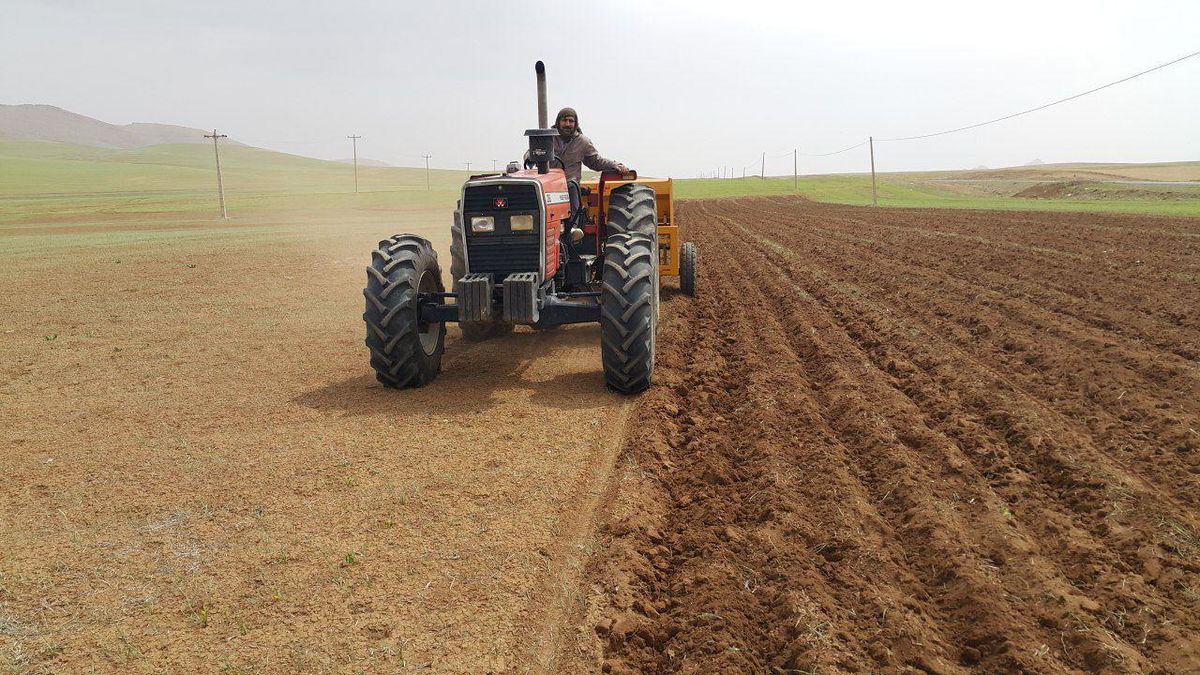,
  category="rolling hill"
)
[0,104,239,149]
